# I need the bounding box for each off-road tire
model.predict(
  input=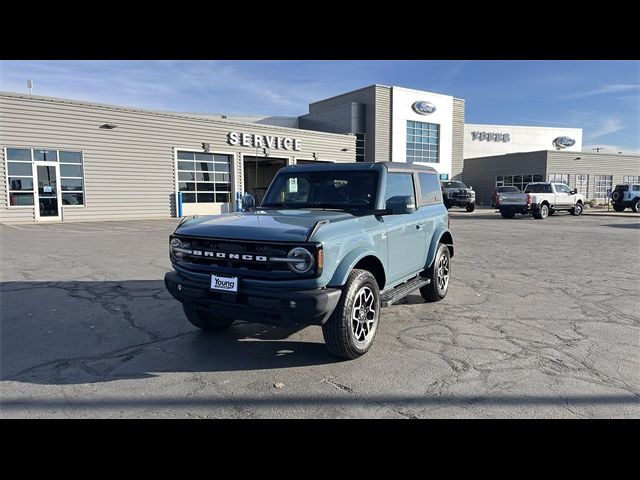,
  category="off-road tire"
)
[322,269,380,360]
[466,202,475,212]
[183,303,235,331]
[420,243,451,302]
[613,204,626,212]
[633,200,640,213]
[500,209,516,218]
